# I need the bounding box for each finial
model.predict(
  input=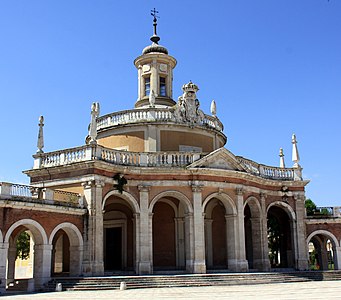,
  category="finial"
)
[89,102,100,144]
[149,90,156,107]
[292,133,300,167]
[210,100,217,117]
[150,8,160,44]
[279,148,285,168]
[37,115,44,153]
